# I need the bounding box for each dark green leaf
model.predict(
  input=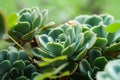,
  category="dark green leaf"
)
[88,49,102,66]
[0,49,8,62]
[0,60,11,74]
[22,28,37,40]
[32,15,41,29]
[79,59,92,76]
[13,60,25,70]
[19,12,32,23]
[14,22,30,34]
[94,57,108,70]
[7,51,19,63]
[24,64,37,78]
